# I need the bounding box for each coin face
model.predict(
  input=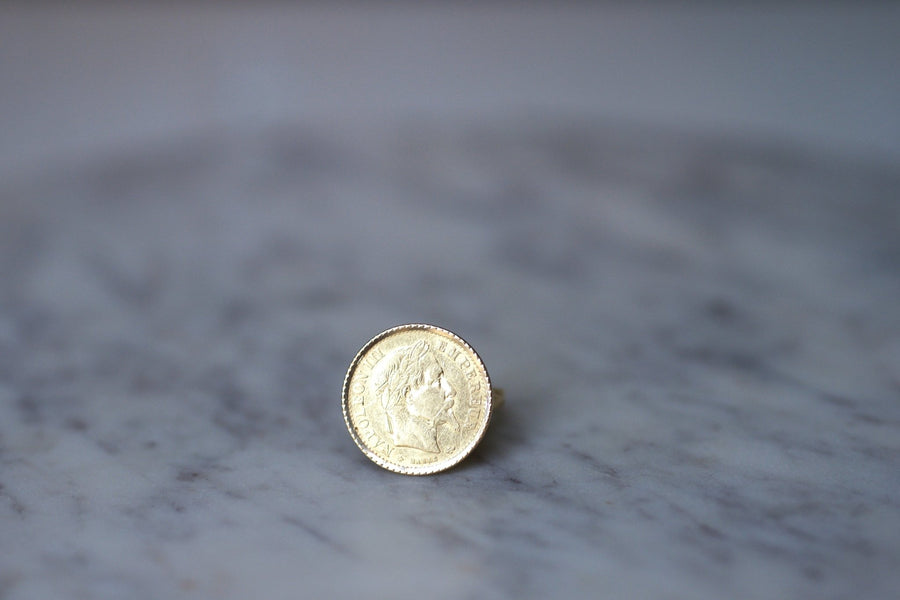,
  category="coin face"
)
[342,324,494,475]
